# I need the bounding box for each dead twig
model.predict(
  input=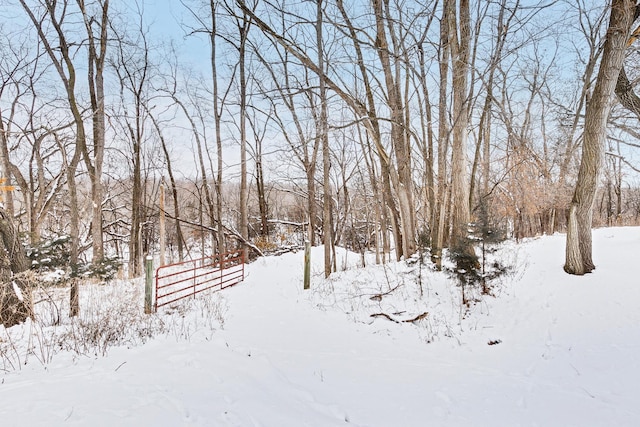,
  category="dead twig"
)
[370,311,429,324]
[368,284,401,302]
